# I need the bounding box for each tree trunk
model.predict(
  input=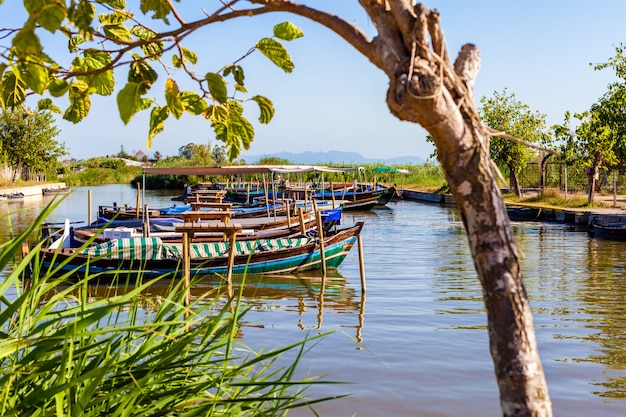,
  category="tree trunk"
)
[587,165,597,206]
[353,3,552,415]
[509,166,522,197]
[539,154,552,194]
[250,1,552,415]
